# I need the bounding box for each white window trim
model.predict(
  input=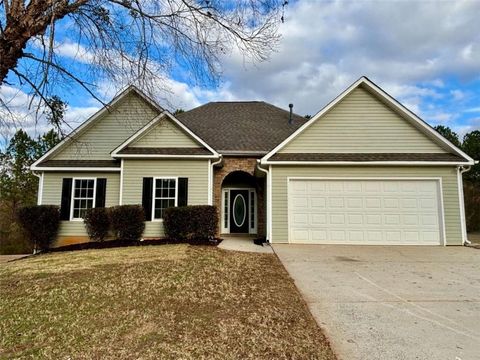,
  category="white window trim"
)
[249,189,257,234]
[152,176,178,222]
[221,189,230,233]
[70,177,97,221]
[221,187,257,235]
